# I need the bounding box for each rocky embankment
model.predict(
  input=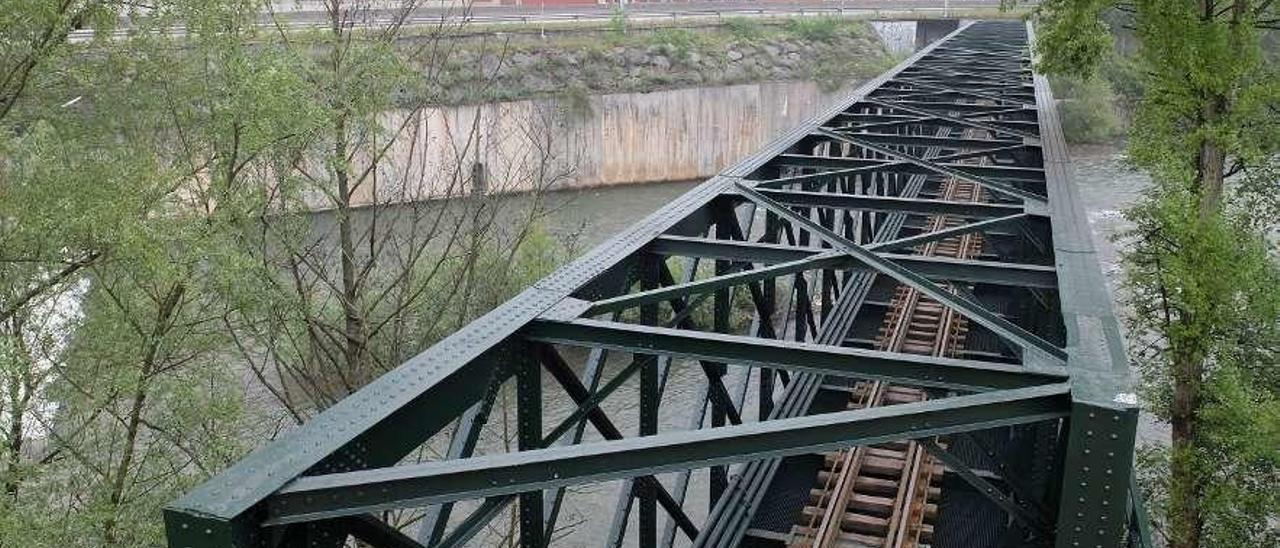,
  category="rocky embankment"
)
[411,19,892,105]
